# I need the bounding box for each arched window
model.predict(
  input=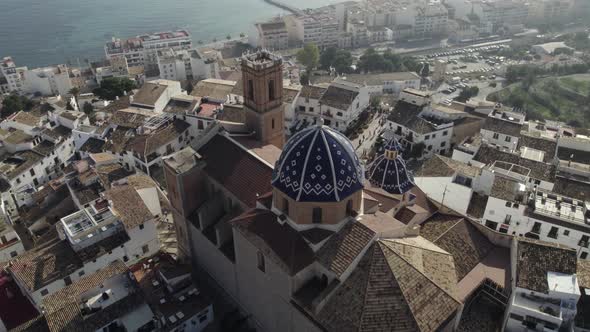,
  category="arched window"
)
[312,207,322,224]
[248,79,254,101]
[268,79,275,100]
